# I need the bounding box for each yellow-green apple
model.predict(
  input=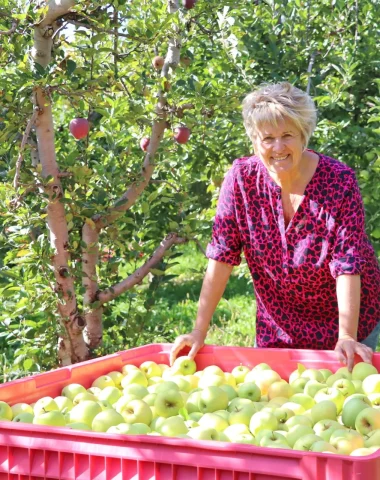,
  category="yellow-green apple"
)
[352,362,378,382]
[280,401,305,415]
[158,416,189,437]
[198,373,225,389]
[363,429,380,448]
[202,365,225,377]
[170,376,192,393]
[148,376,164,386]
[310,400,337,425]
[150,416,166,432]
[293,433,324,451]
[301,369,324,383]
[267,381,294,400]
[108,423,151,435]
[143,393,157,407]
[187,426,219,441]
[198,412,229,431]
[92,409,124,432]
[335,366,352,380]
[355,407,380,435]
[304,380,327,398]
[66,422,92,431]
[87,387,102,397]
[326,373,346,387]
[33,411,66,427]
[97,386,122,405]
[342,396,372,428]
[68,400,102,428]
[231,365,250,384]
[153,381,180,394]
[119,399,152,425]
[123,384,149,399]
[139,361,162,378]
[224,424,251,441]
[213,410,230,422]
[227,397,252,413]
[198,386,229,413]
[350,447,379,456]
[252,363,272,372]
[318,369,333,382]
[285,414,313,430]
[106,371,124,387]
[185,390,202,413]
[62,383,87,401]
[314,388,345,413]
[185,375,199,390]
[289,393,315,411]
[224,372,237,388]
[231,433,257,445]
[363,374,380,395]
[237,382,261,401]
[332,378,356,398]
[368,393,380,408]
[13,412,34,424]
[330,428,365,454]
[121,364,140,375]
[352,380,364,393]
[288,363,306,383]
[54,396,74,413]
[220,384,238,401]
[259,431,290,449]
[309,440,337,453]
[290,377,309,394]
[158,364,169,374]
[273,407,294,429]
[286,425,315,448]
[185,419,199,429]
[249,410,278,436]
[249,370,281,395]
[188,411,203,422]
[33,397,59,416]
[73,392,98,405]
[228,404,257,426]
[313,419,343,442]
[11,403,33,417]
[154,389,184,417]
[171,356,197,376]
[121,371,148,389]
[114,395,139,413]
